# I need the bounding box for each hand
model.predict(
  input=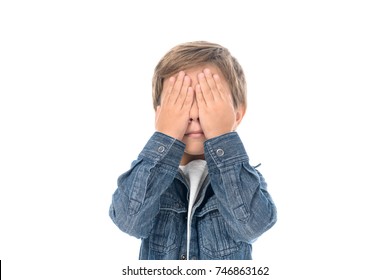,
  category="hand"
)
[155,71,194,140]
[195,68,237,139]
